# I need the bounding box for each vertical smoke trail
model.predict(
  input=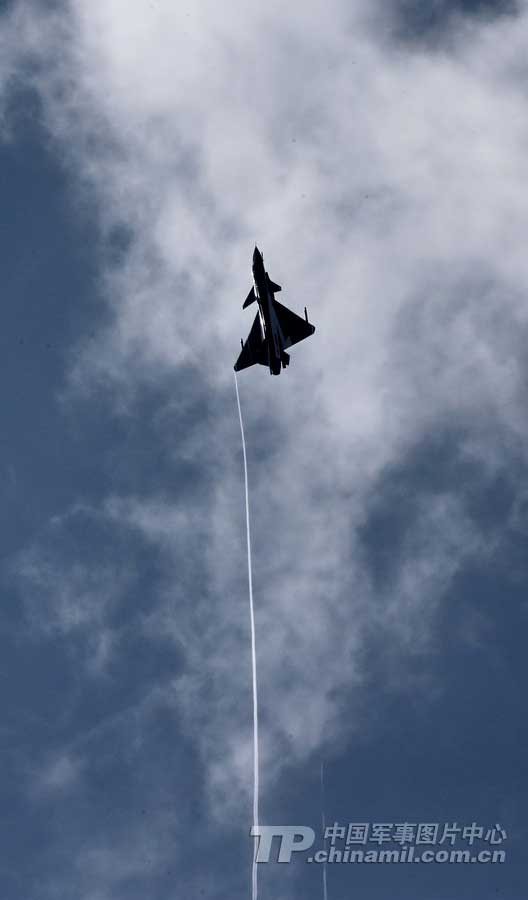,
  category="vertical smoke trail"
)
[234,372,260,900]
[320,761,329,900]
